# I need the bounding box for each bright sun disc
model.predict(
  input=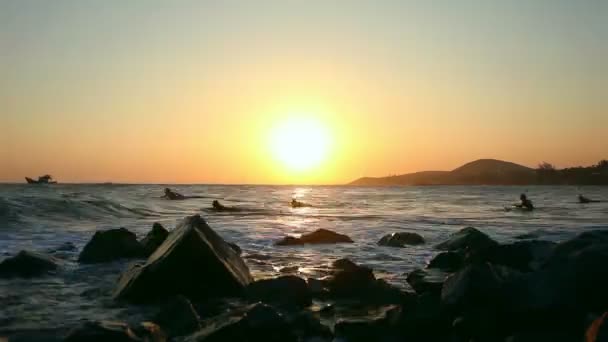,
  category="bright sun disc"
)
[269,117,330,171]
